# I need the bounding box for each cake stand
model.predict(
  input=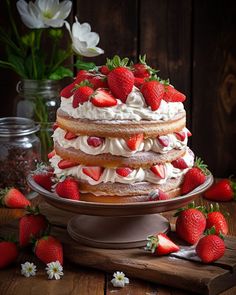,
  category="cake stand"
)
[28,174,213,249]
